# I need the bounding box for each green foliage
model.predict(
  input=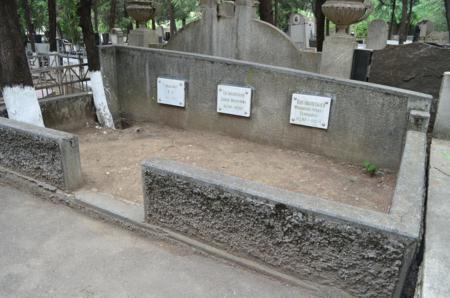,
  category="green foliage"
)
[363,160,378,176]
[352,0,448,38]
